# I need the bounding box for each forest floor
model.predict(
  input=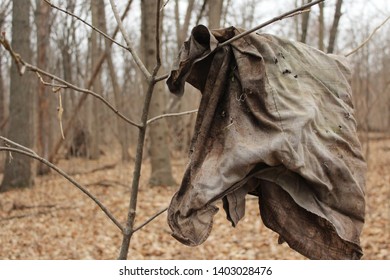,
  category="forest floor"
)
[0,135,389,260]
